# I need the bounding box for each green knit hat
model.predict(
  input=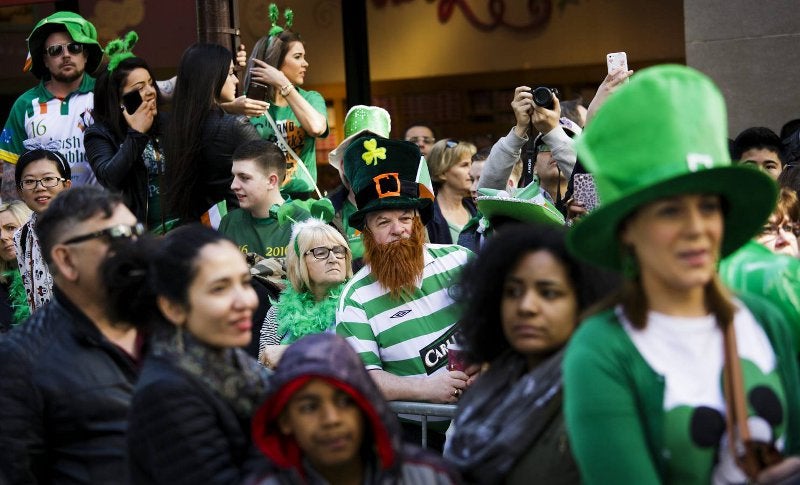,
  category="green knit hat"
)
[344,136,433,230]
[567,64,777,270]
[27,12,102,79]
